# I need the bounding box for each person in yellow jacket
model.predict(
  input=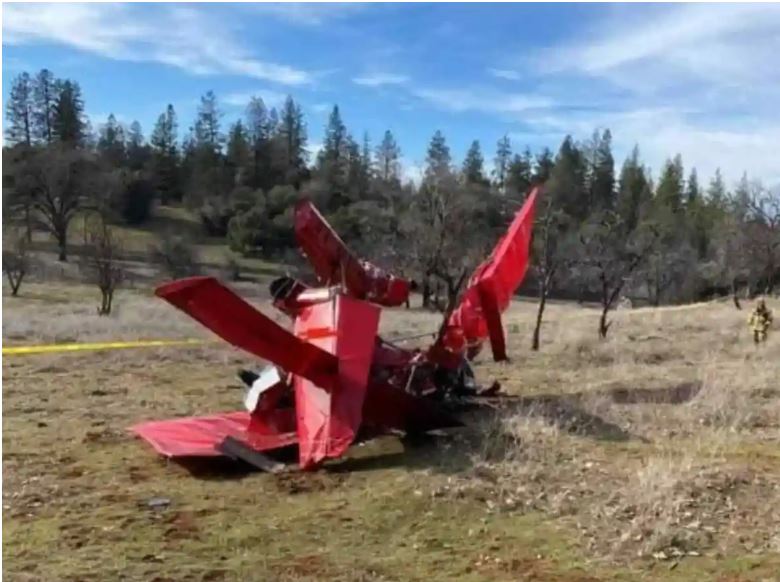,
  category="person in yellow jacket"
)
[748,298,773,344]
